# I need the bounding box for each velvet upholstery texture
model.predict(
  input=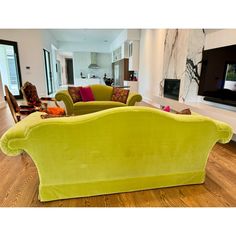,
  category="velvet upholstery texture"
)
[0,106,232,202]
[55,84,142,115]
